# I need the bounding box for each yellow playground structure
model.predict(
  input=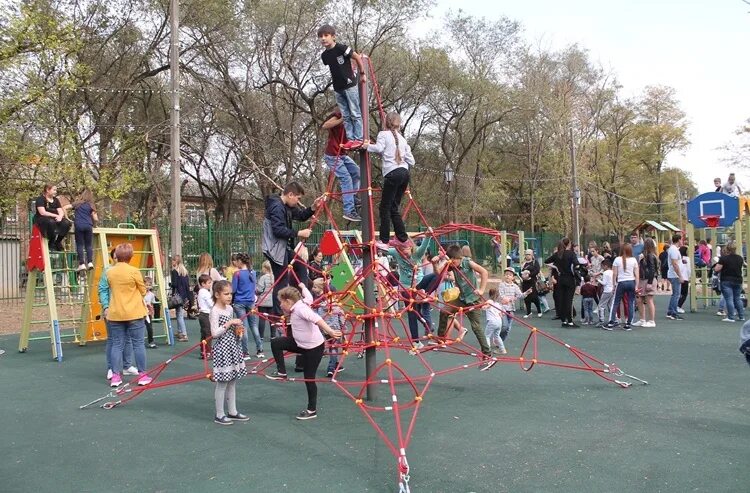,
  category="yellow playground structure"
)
[19,225,172,361]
